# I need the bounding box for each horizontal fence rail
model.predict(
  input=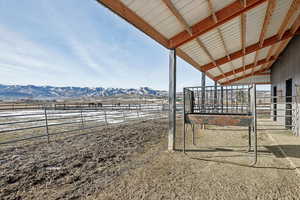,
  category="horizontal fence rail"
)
[0,104,177,145]
[255,95,300,135]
